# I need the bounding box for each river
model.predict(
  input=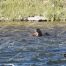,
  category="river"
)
[0,25,66,66]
